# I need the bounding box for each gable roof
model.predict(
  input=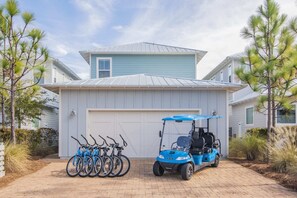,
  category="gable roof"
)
[52,58,81,80]
[202,52,244,80]
[42,74,243,93]
[79,42,207,65]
